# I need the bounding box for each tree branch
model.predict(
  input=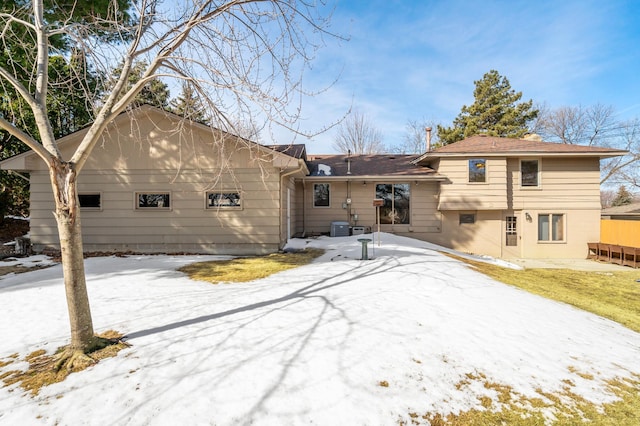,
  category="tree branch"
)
[0,115,50,161]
